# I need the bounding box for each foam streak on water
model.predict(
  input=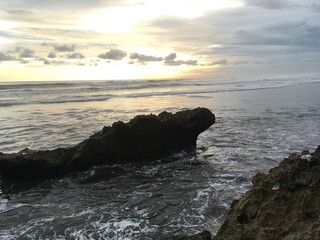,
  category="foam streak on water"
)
[0,77,320,239]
